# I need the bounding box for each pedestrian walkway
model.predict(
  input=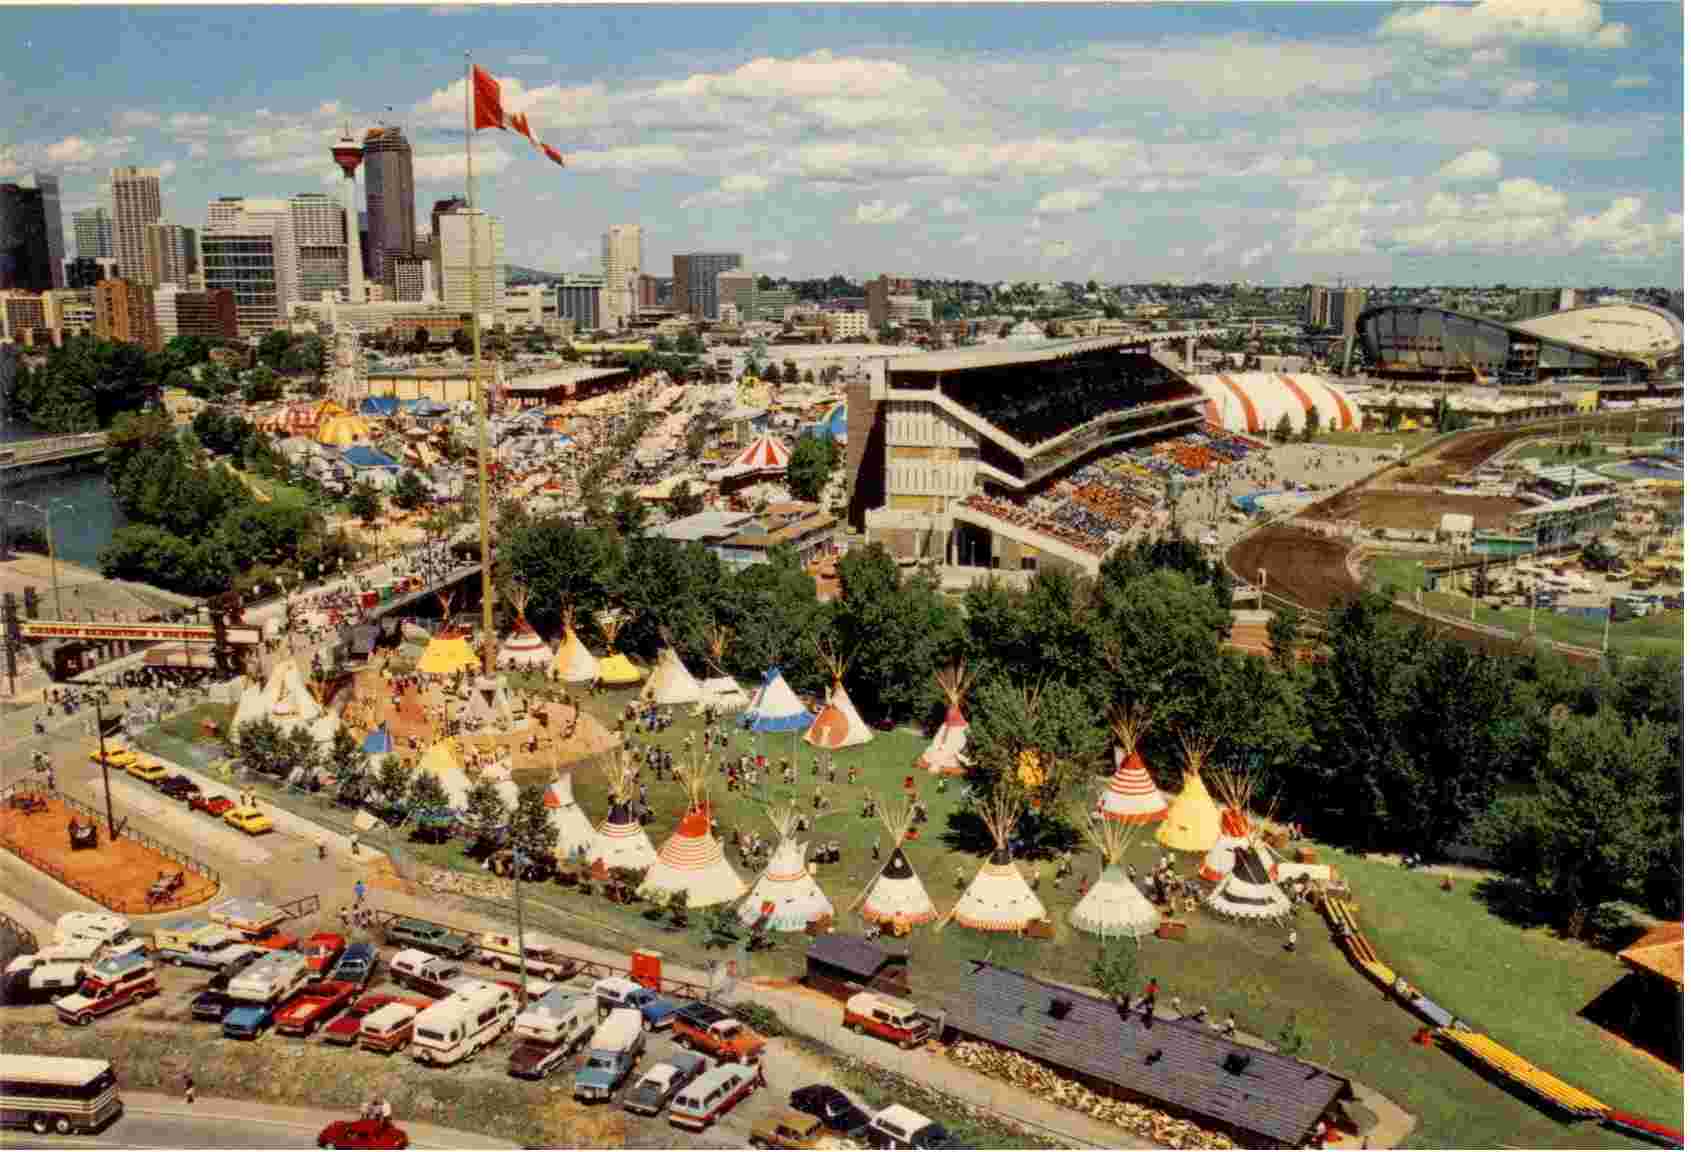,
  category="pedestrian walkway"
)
[122,1091,518,1149]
